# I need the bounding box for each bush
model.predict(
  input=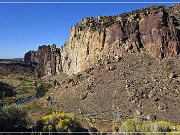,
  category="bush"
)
[36,112,79,132]
[121,118,180,134]
[121,118,142,132]
[174,125,180,132]
[0,104,29,131]
[150,121,172,132]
